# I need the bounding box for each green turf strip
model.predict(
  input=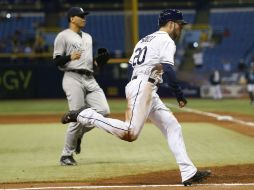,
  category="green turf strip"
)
[0,98,253,115]
[0,122,253,183]
[162,98,254,115]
